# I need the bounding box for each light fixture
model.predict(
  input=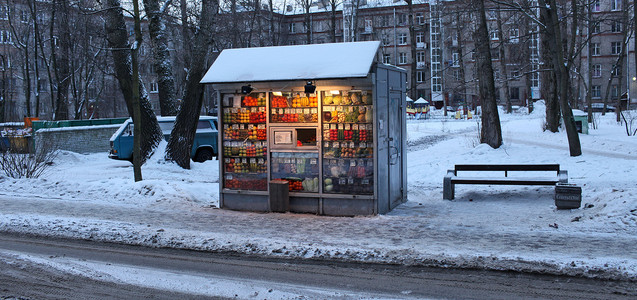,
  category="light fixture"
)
[241,85,253,95]
[330,90,340,95]
[272,91,283,96]
[304,81,316,94]
[633,77,636,82]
